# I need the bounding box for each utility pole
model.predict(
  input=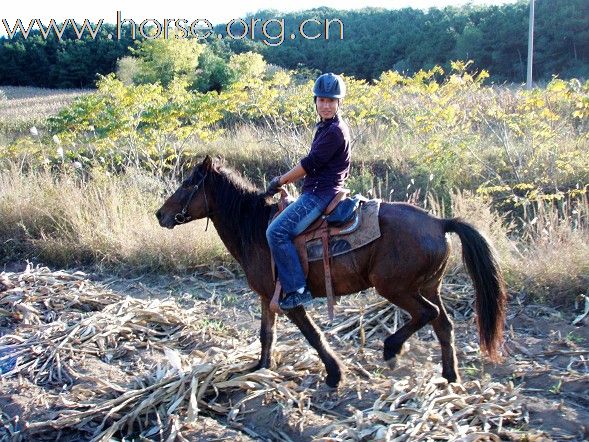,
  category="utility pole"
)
[526,0,535,89]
